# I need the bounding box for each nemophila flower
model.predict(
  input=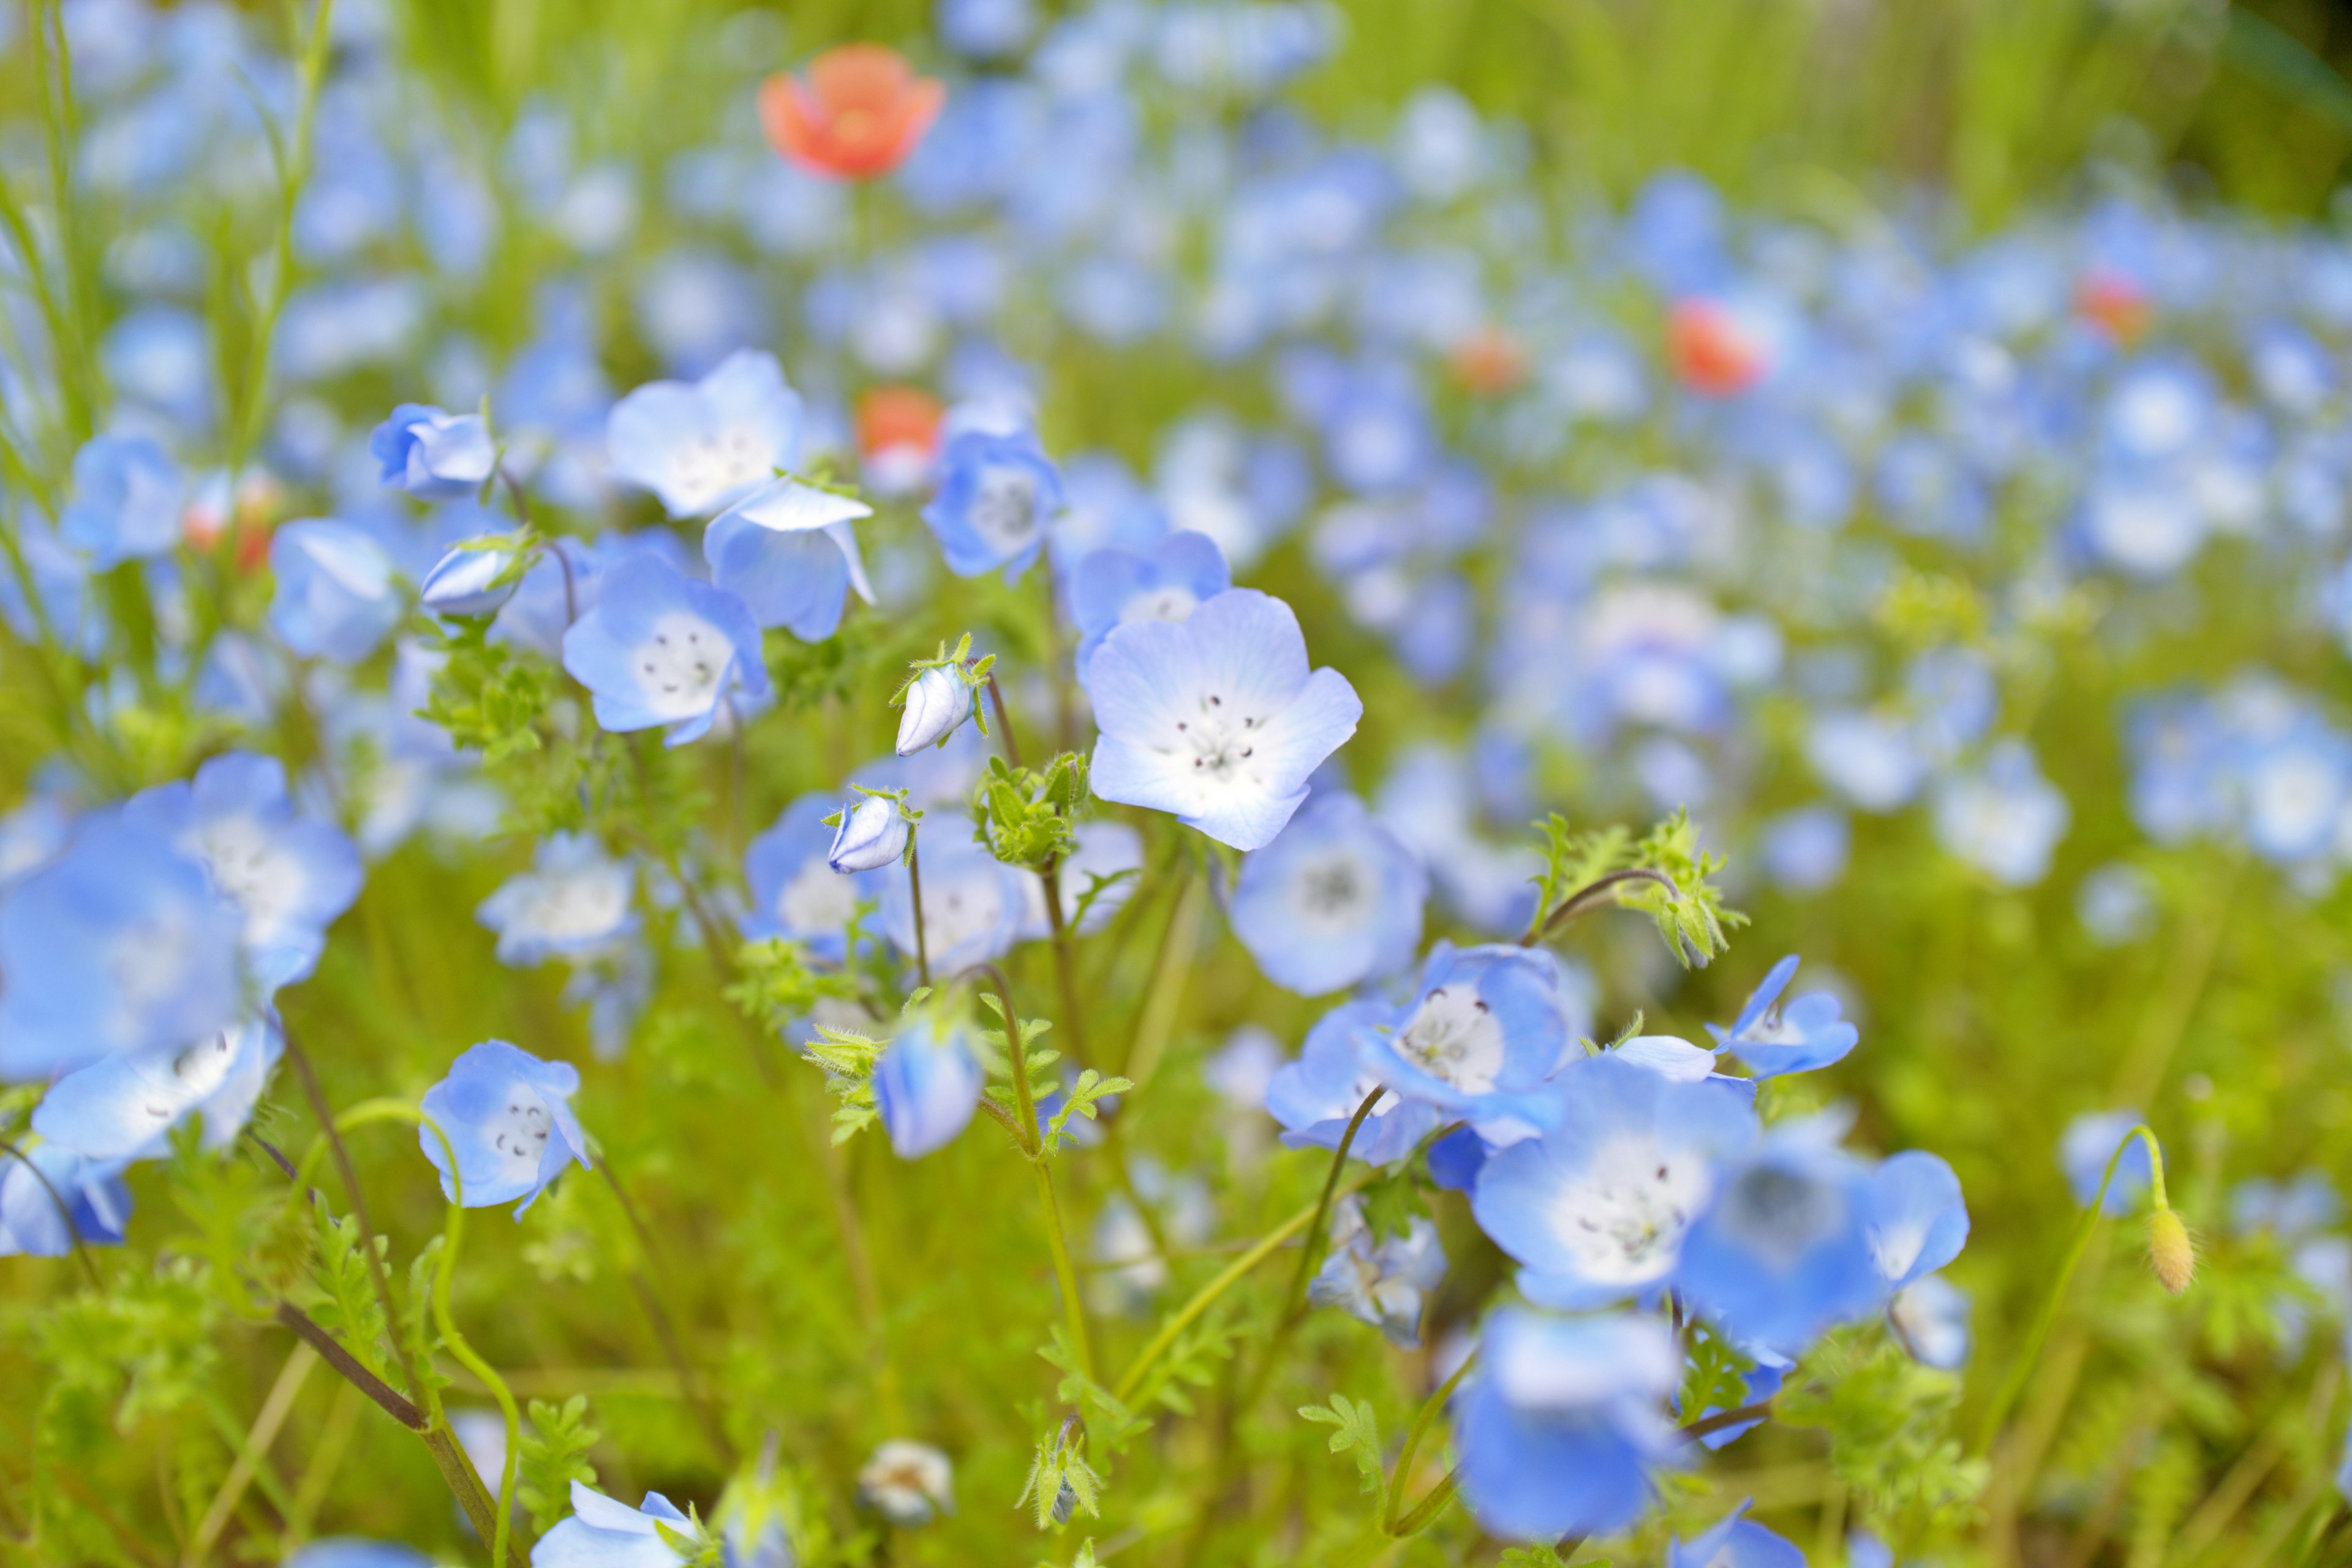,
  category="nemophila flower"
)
[760,45,945,181]
[369,404,496,500]
[1357,943,1581,1142]
[60,433,182,567]
[1891,1275,1973,1370]
[1867,1150,1971,1290]
[418,1041,592,1217]
[1088,588,1363,851]
[2061,1108,2150,1213]
[873,1016,983,1158]
[922,428,1065,580]
[532,1482,697,1567]
[1760,805,1850,892]
[1020,820,1144,939]
[883,834,1027,973]
[745,794,868,962]
[0,812,244,1079]
[1071,530,1231,684]
[858,1440,954,1526]
[1265,1000,1440,1166]
[1807,709,1928,812]
[828,794,911,873]
[705,476,876,641]
[1673,1131,1887,1351]
[607,349,804,520]
[1933,738,2070,885]
[269,520,402,663]
[2238,717,2352,864]
[1473,1053,1760,1310]
[285,1540,432,1568]
[896,665,978,755]
[477,834,636,965]
[1667,1501,1806,1568]
[125,751,362,990]
[1306,1194,1446,1347]
[1228,791,1425,995]
[0,1143,132,1256]
[418,543,520,617]
[561,556,771,746]
[1705,955,1859,1080]
[33,1012,279,1160]
[1451,1308,1681,1542]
